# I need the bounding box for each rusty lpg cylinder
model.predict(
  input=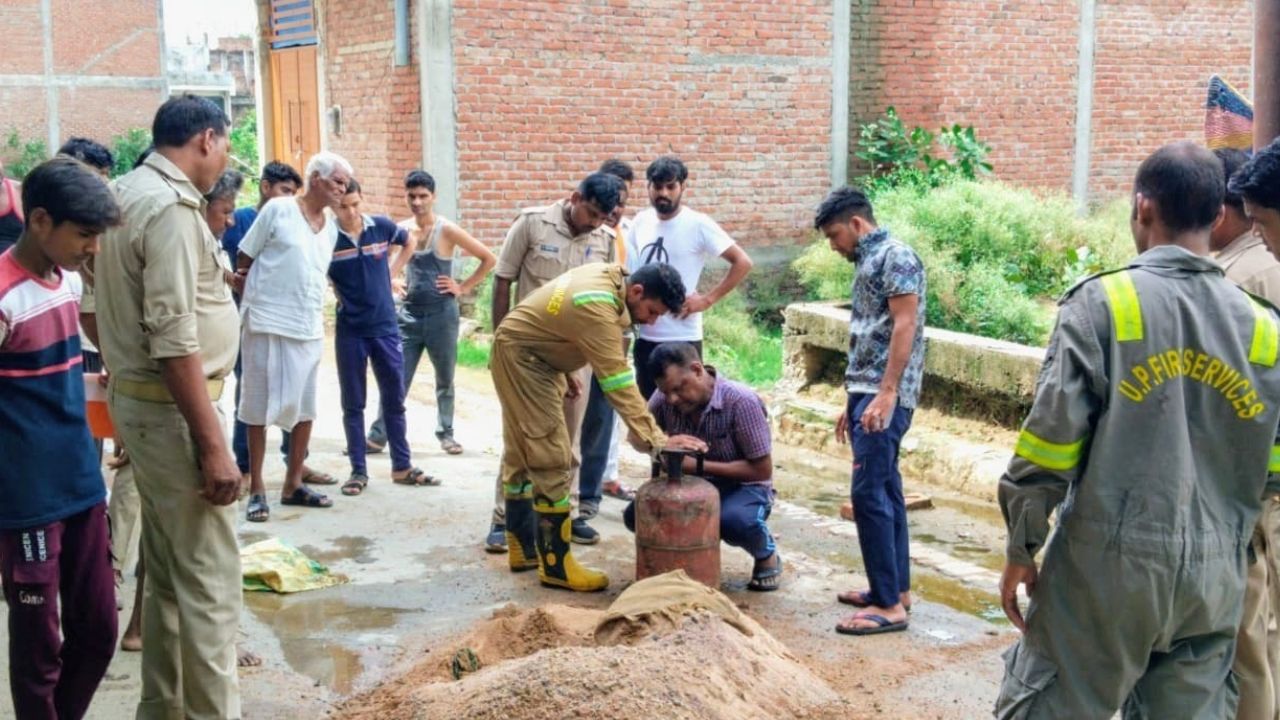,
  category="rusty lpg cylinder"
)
[634,450,721,588]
